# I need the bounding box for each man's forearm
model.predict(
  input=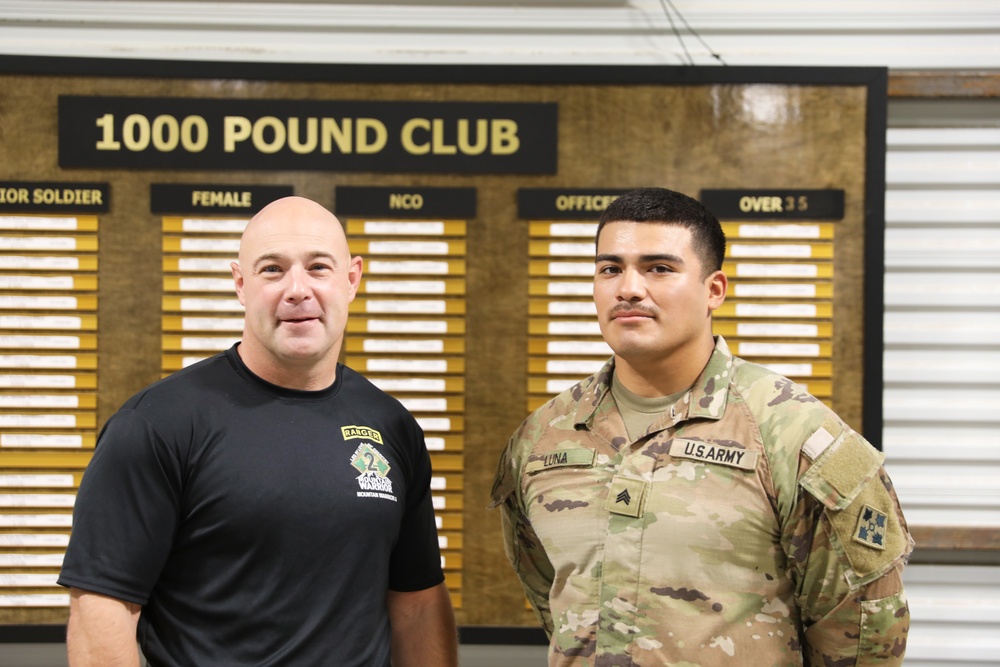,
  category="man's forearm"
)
[387,582,458,667]
[67,588,142,667]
